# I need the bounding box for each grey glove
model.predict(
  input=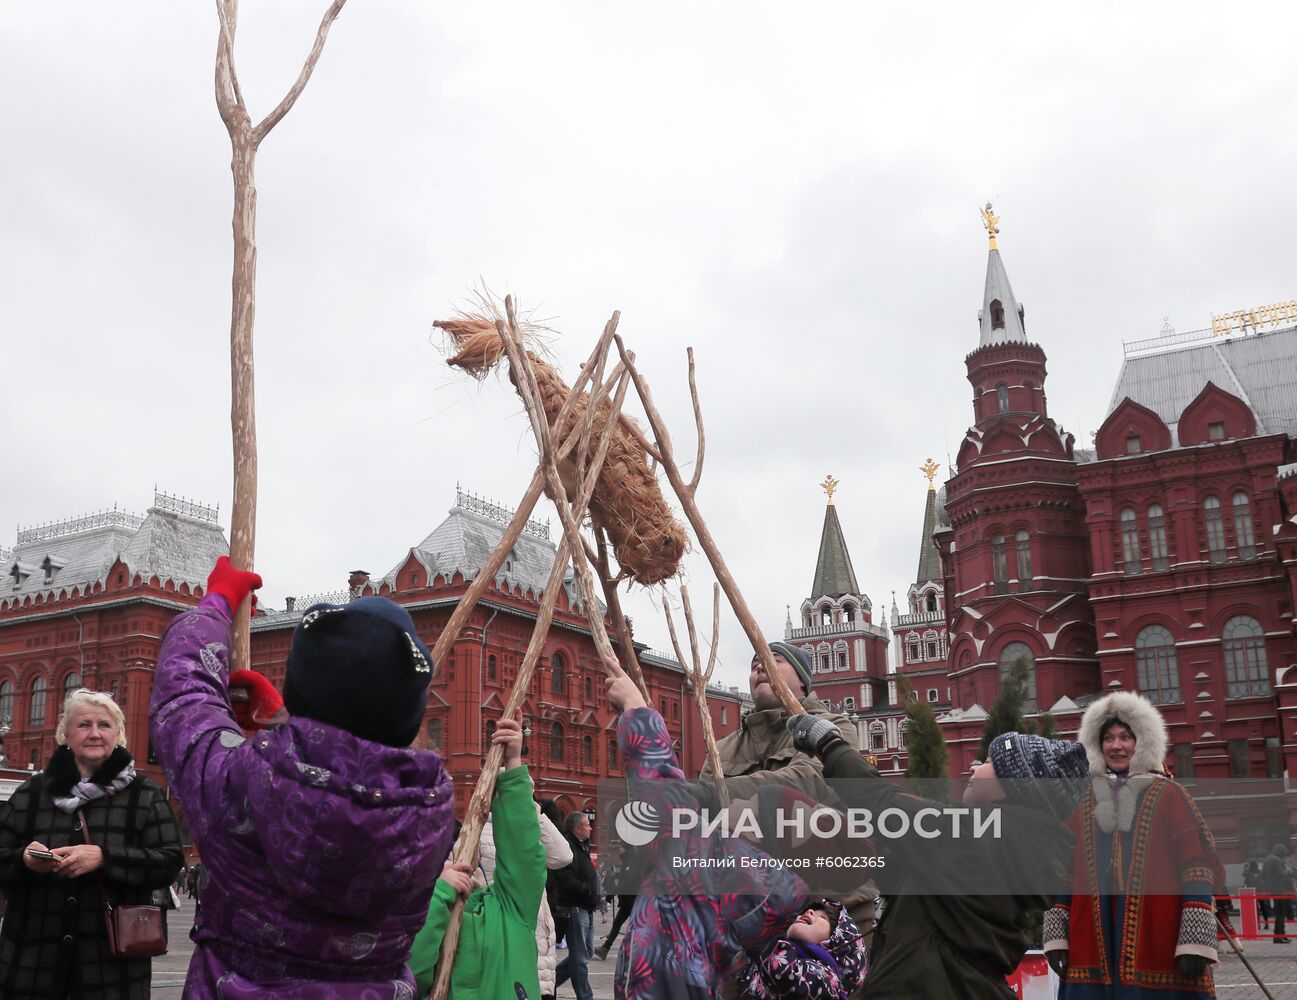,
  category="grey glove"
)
[1177,954,1211,979]
[1045,950,1068,979]
[786,714,843,757]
